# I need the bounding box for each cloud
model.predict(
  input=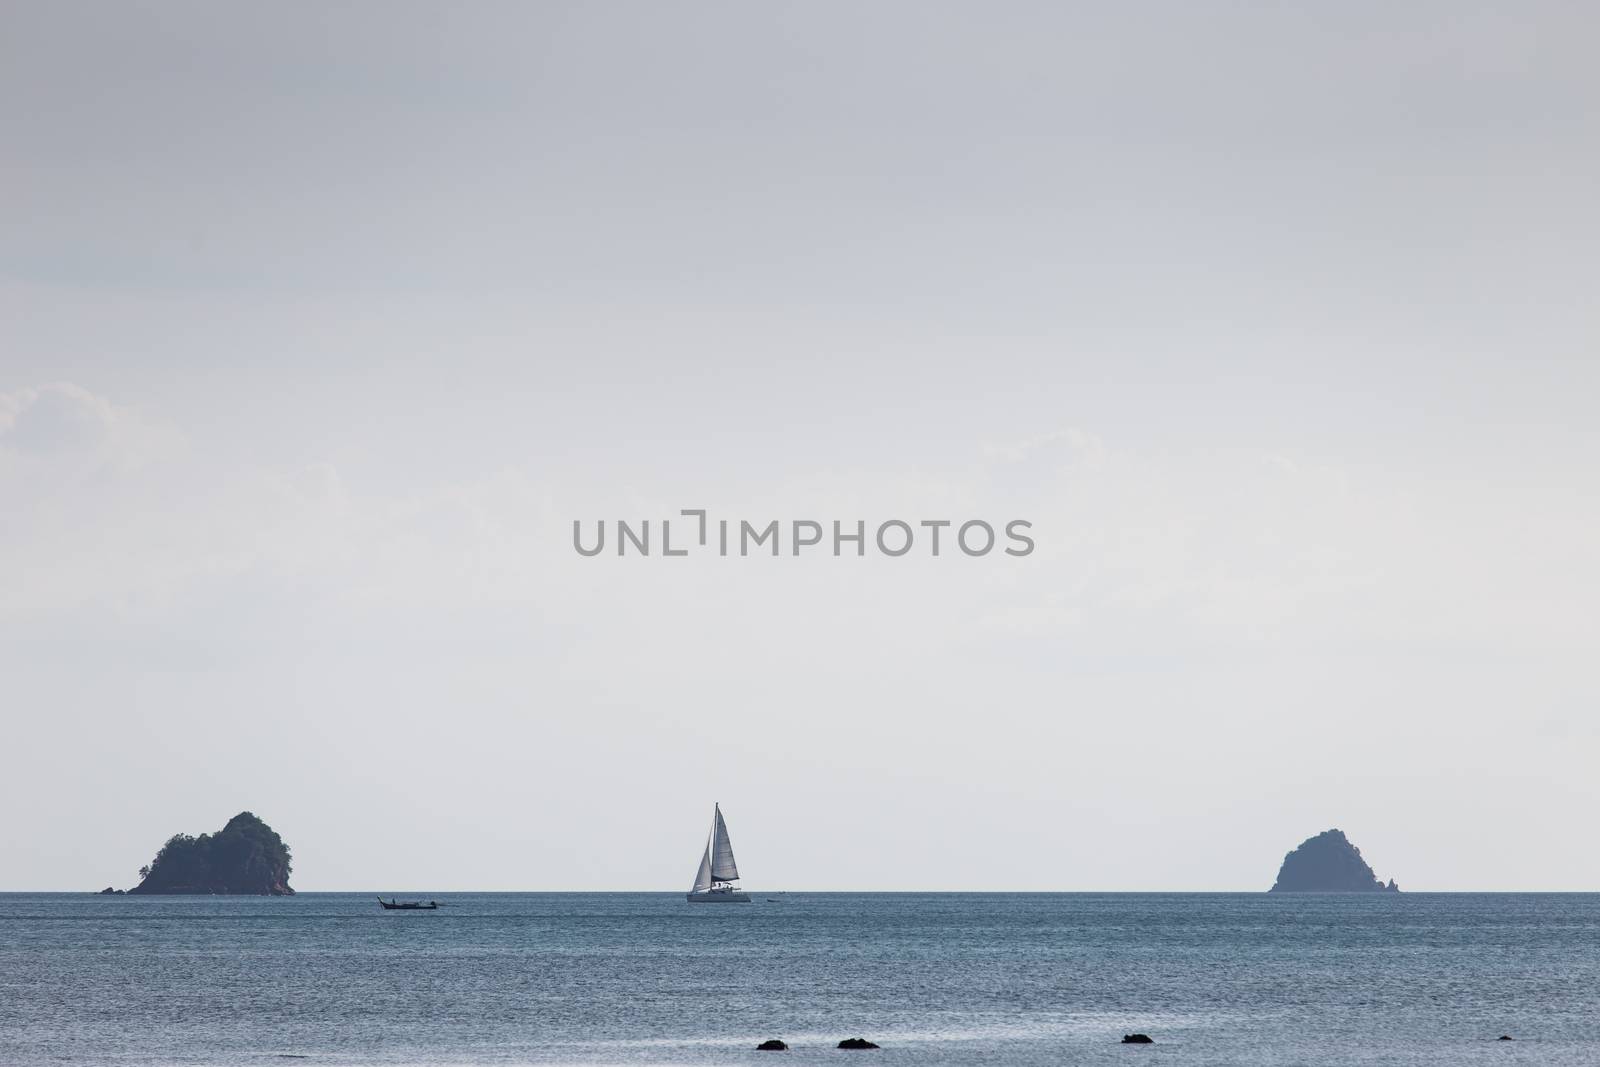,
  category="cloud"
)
[981,428,1106,466]
[0,383,115,453]
[0,382,182,470]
